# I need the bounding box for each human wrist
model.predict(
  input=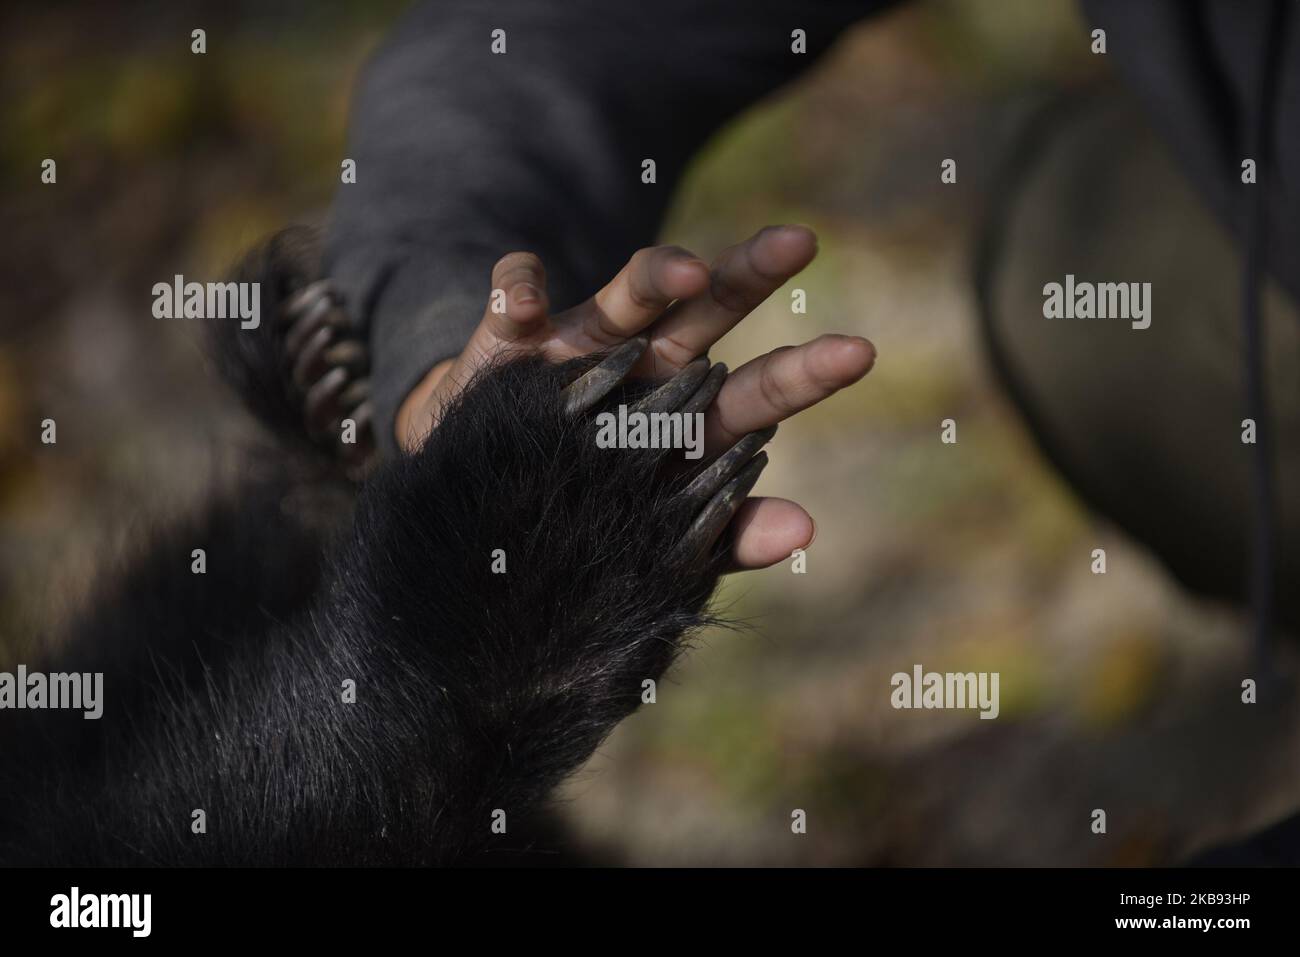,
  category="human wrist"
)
[395,357,456,452]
